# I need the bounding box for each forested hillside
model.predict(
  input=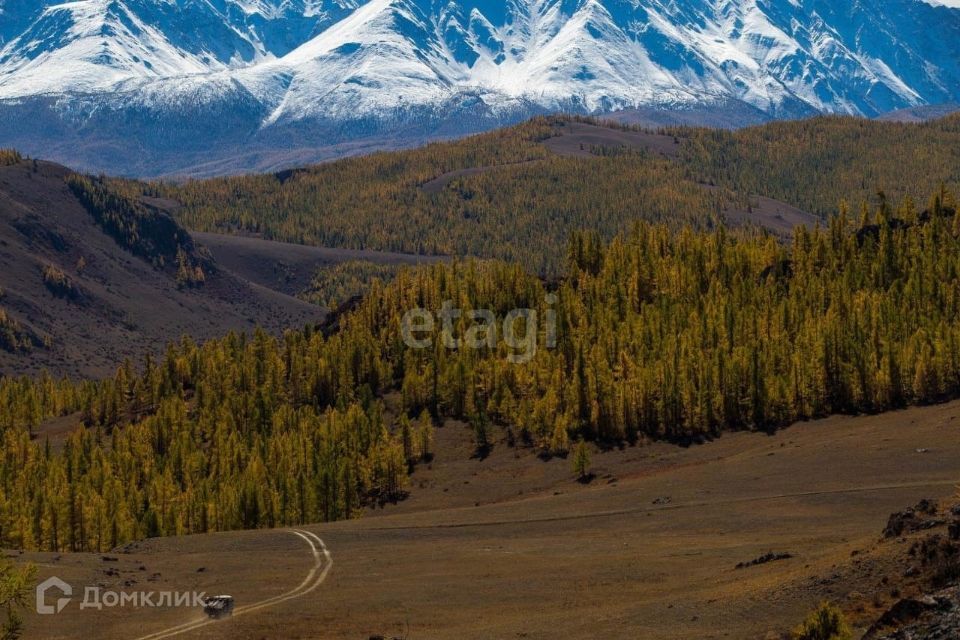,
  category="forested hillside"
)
[1,187,958,551]
[679,115,960,216]
[144,117,721,274]
[137,115,960,274]
[67,175,205,282]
